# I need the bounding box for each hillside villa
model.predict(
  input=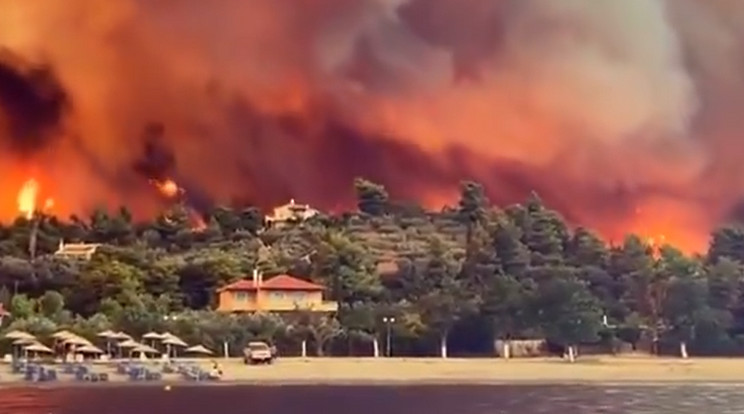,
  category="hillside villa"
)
[216,270,338,313]
[54,240,101,261]
[264,199,319,228]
